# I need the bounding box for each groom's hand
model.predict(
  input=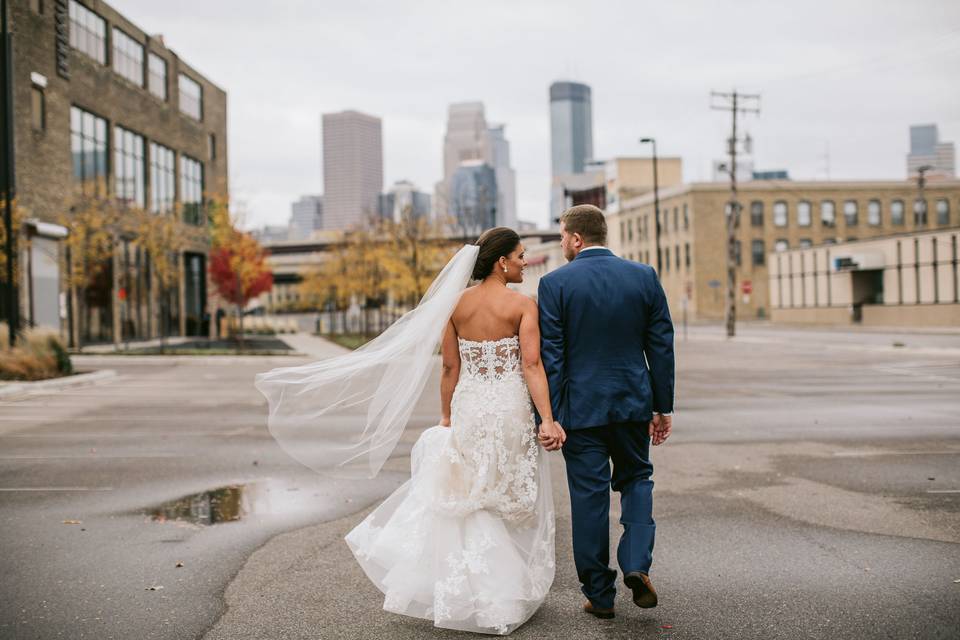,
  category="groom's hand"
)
[649,413,672,446]
[538,421,565,451]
